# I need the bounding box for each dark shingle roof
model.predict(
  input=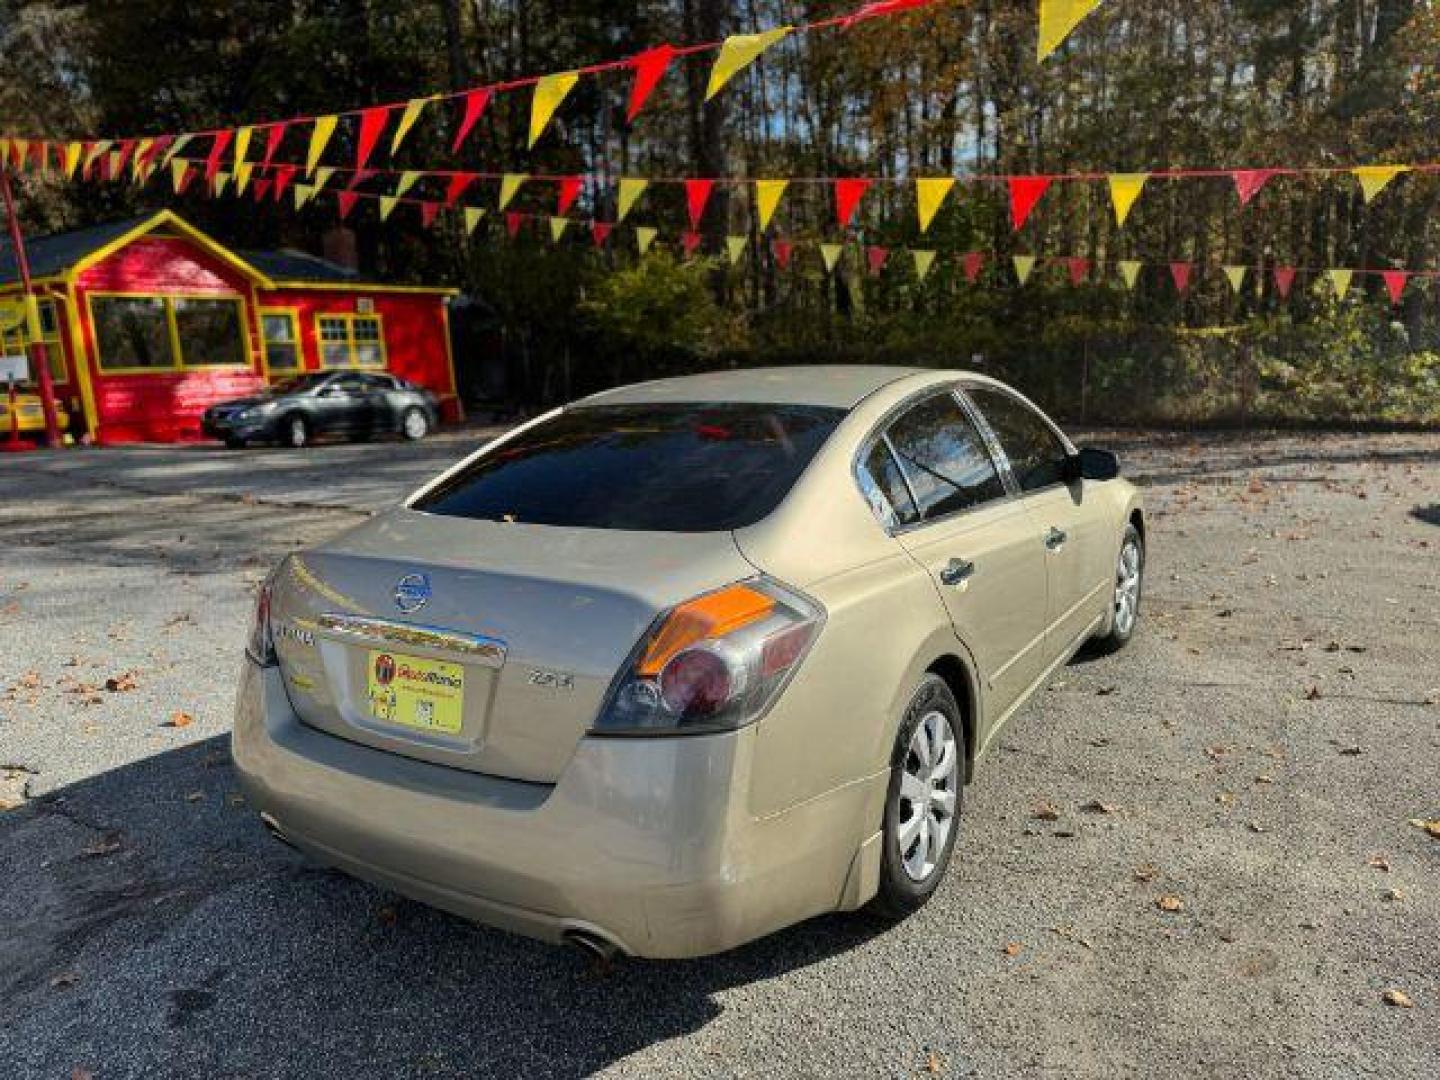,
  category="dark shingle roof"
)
[0,216,151,285]
[239,249,359,284]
